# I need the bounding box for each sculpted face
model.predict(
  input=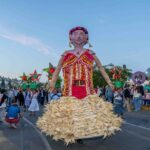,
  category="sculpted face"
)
[70,30,88,47]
